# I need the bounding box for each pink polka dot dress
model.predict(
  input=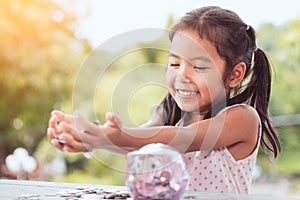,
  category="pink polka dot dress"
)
[180,104,261,194]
